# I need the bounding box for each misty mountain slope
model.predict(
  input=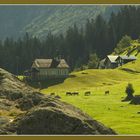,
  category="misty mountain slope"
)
[0,6,43,40]
[0,5,120,40]
[23,5,120,39]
